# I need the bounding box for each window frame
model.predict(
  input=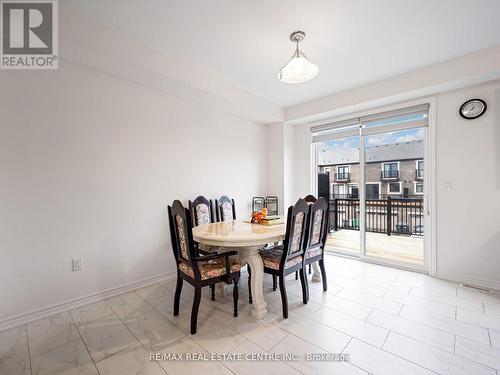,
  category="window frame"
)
[387,181,402,194]
[336,165,350,180]
[365,182,381,200]
[416,160,424,179]
[381,161,400,179]
[414,181,424,195]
